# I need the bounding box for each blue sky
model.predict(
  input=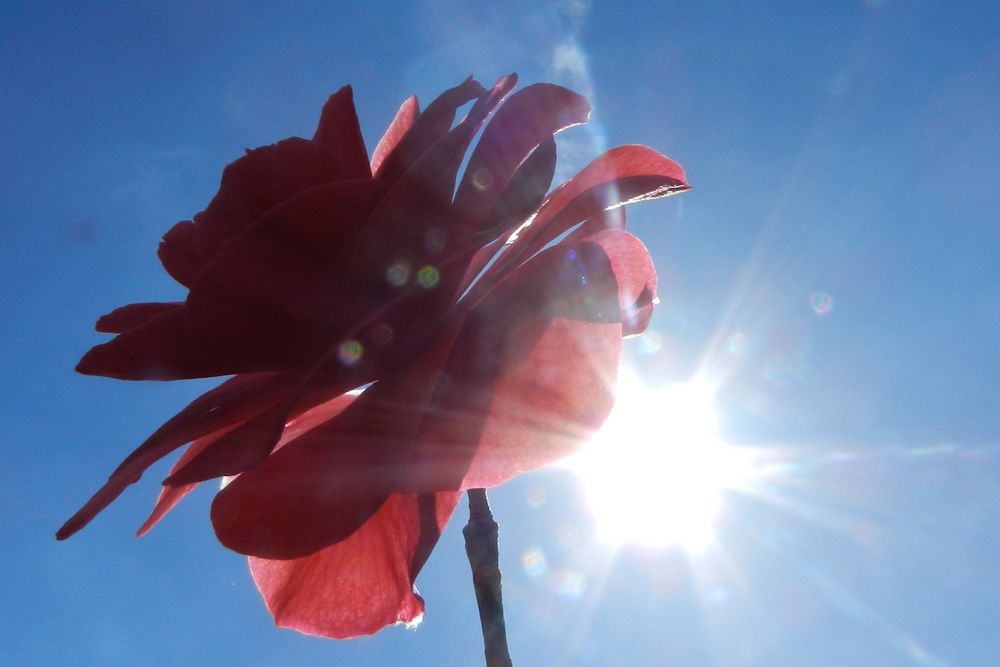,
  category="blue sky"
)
[2,1,998,665]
